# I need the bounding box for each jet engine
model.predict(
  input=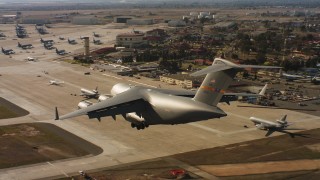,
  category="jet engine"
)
[98,94,113,102]
[125,113,148,130]
[77,100,93,109]
[110,83,134,96]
